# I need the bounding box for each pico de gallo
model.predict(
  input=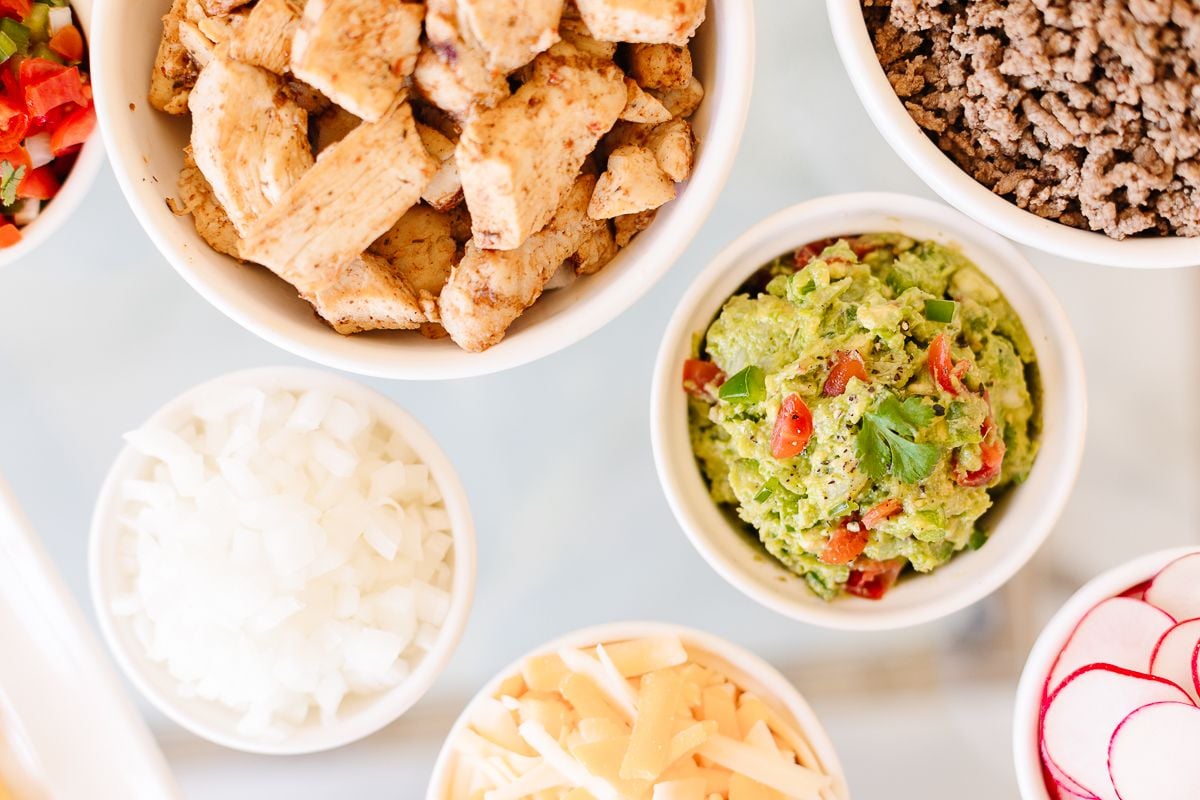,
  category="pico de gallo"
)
[0,0,93,247]
[685,234,1041,601]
